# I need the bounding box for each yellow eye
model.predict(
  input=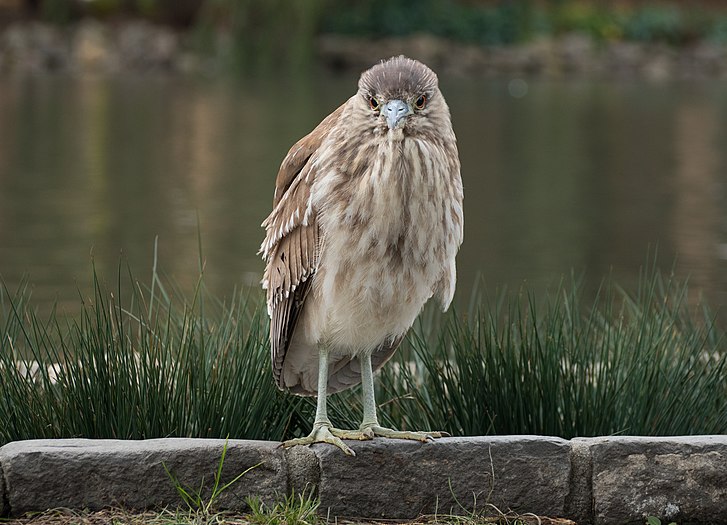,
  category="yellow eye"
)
[415,95,426,109]
[369,97,379,110]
